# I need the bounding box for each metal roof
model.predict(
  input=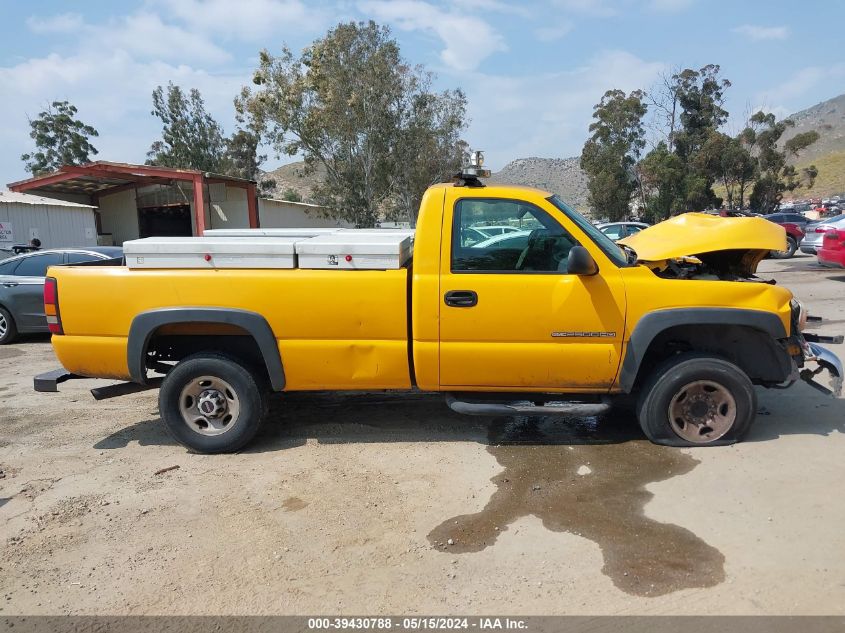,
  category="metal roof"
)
[0,190,96,208]
[6,161,256,199]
